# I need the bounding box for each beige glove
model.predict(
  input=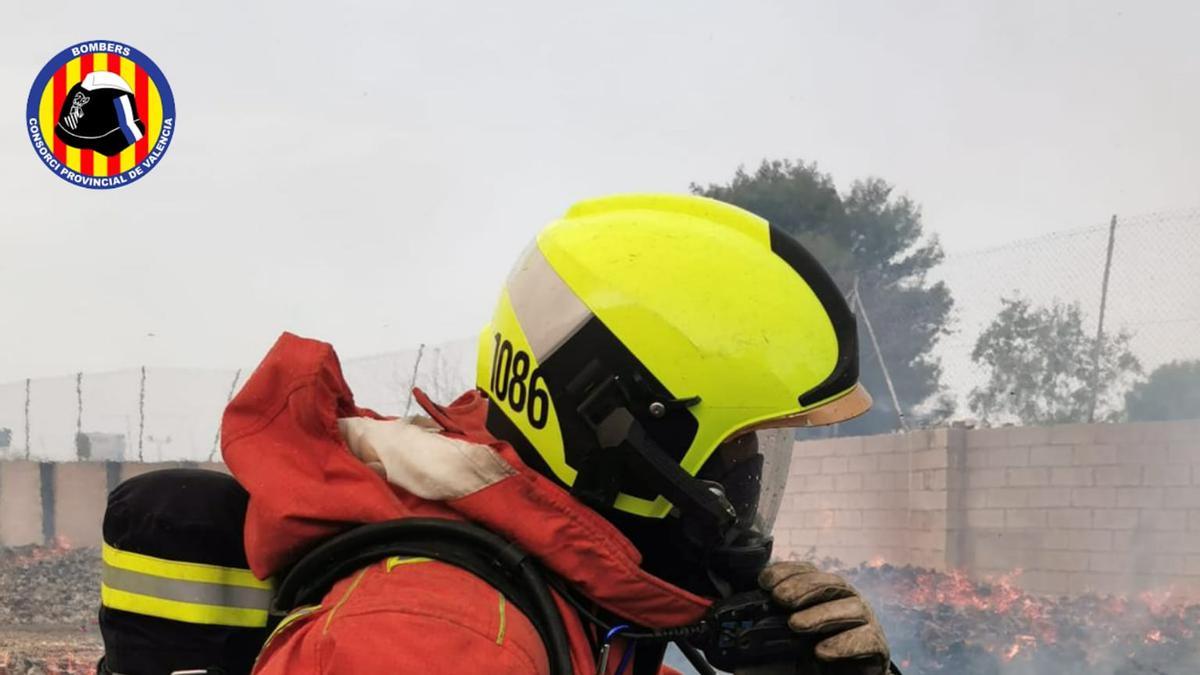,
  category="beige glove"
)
[757,561,891,675]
